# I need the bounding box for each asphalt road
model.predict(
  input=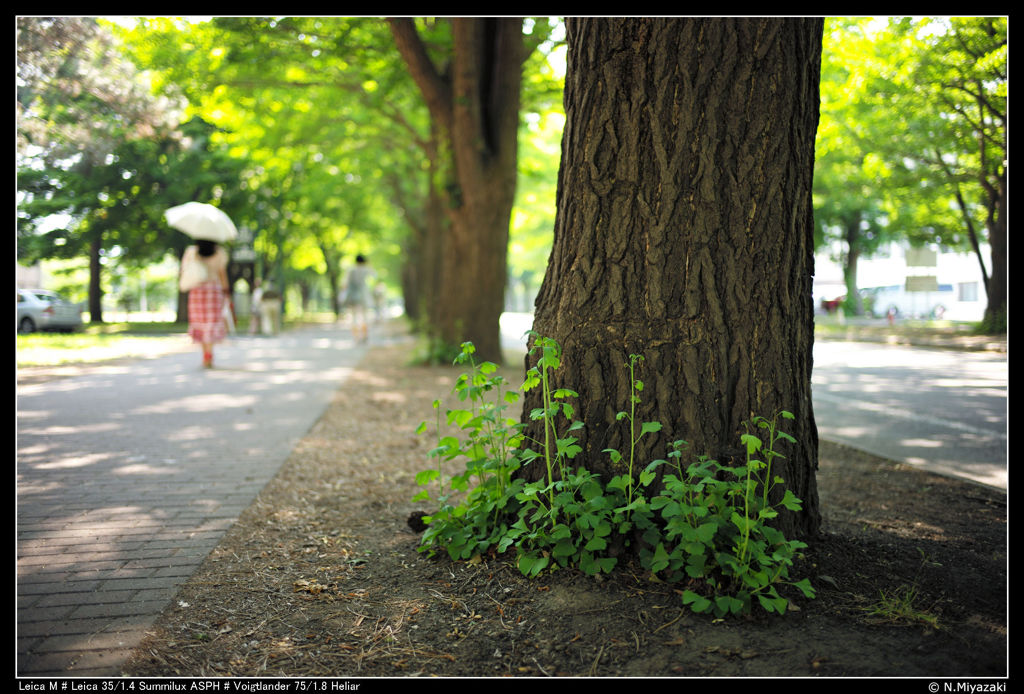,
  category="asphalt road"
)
[501,313,1008,490]
[811,340,1007,489]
